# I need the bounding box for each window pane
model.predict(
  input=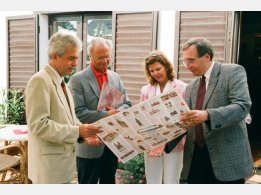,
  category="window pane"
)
[86,19,112,67]
[53,21,77,34]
